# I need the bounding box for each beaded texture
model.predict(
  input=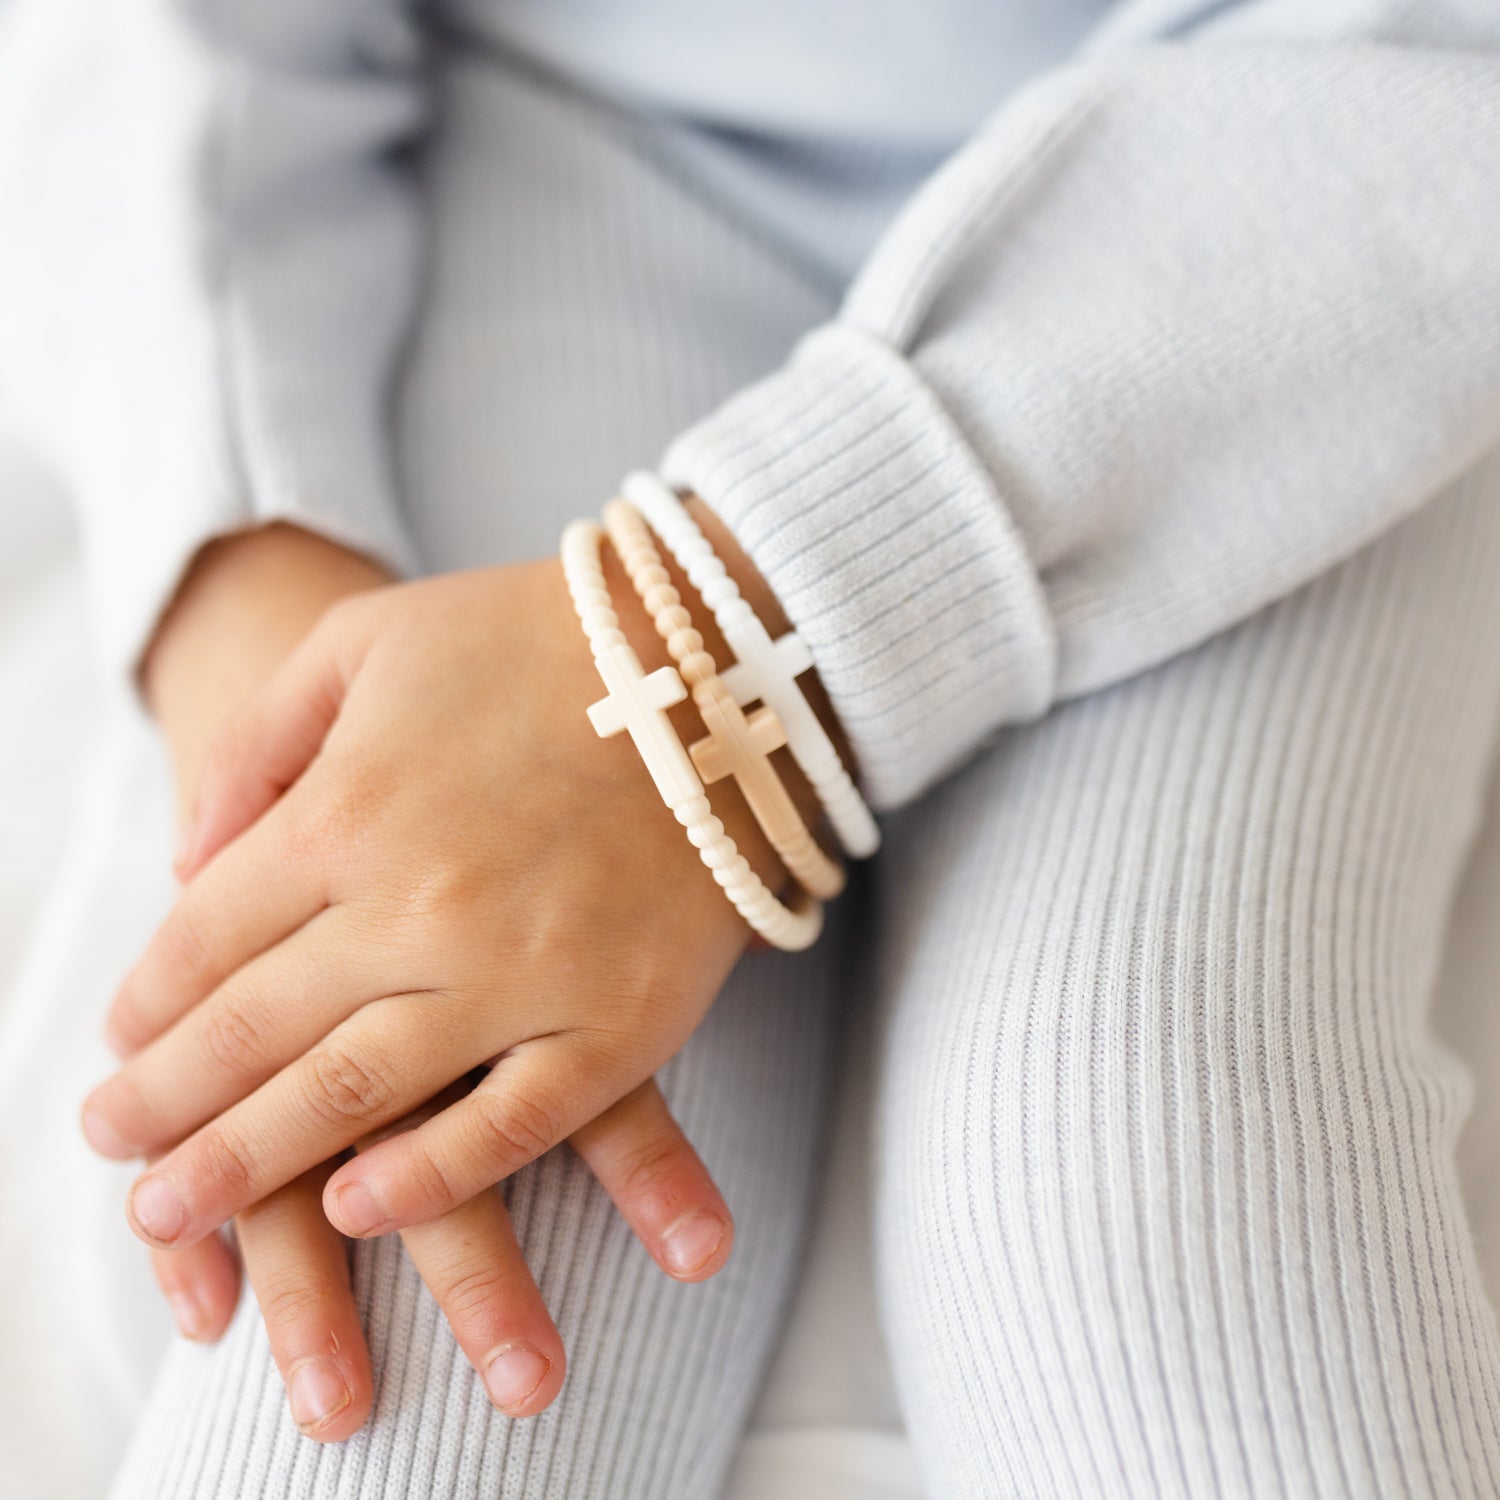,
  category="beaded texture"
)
[602,497,846,902]
[561,518,824,951]
[621,470,880,858]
